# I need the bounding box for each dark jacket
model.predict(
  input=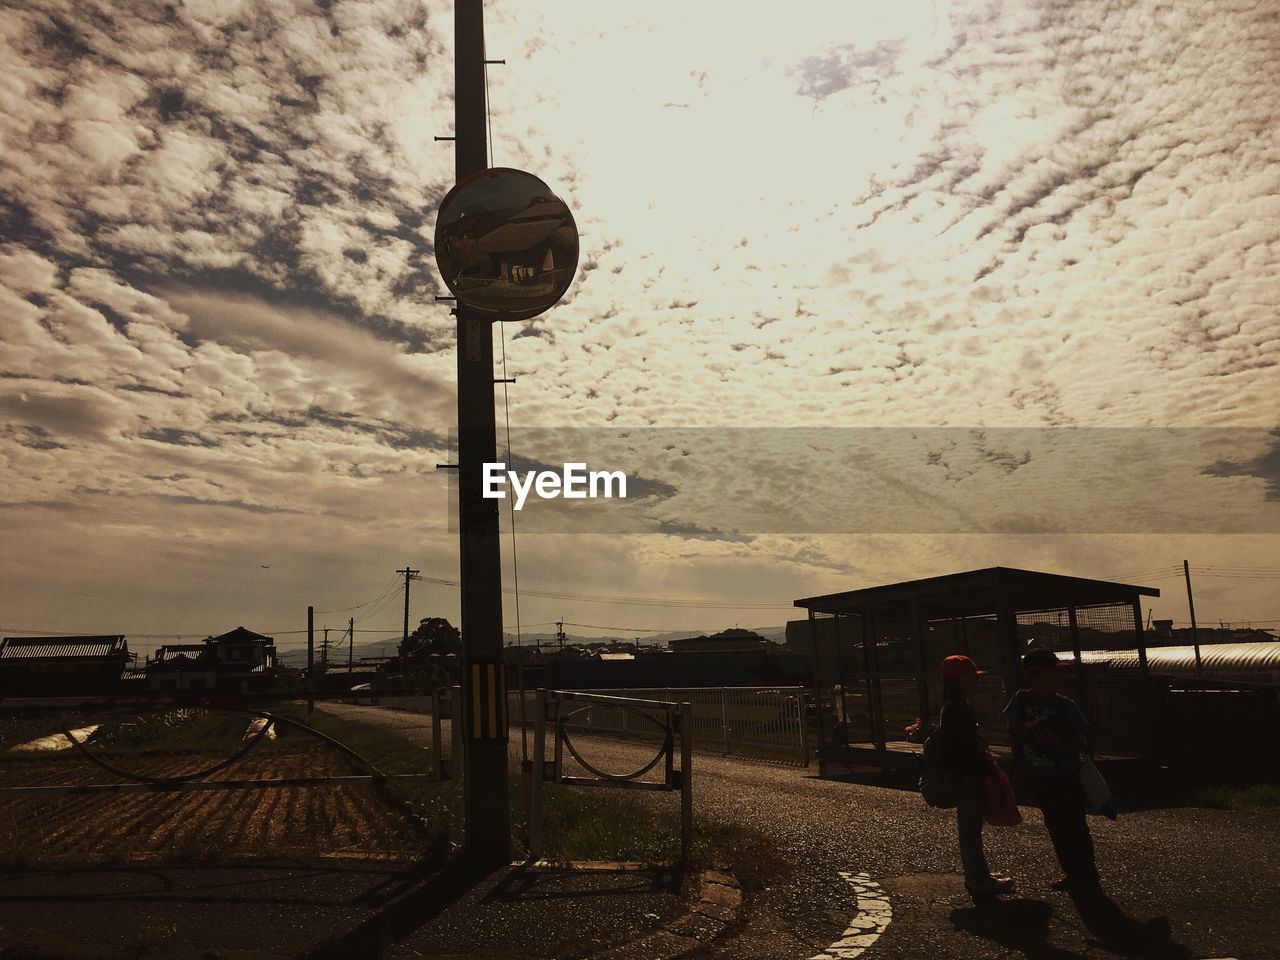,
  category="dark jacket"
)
[939,699,990,778]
